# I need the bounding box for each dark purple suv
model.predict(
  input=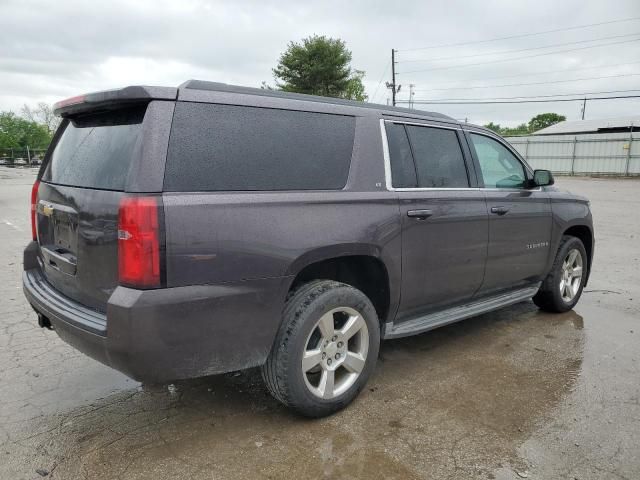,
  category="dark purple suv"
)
[23,81,594,416]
